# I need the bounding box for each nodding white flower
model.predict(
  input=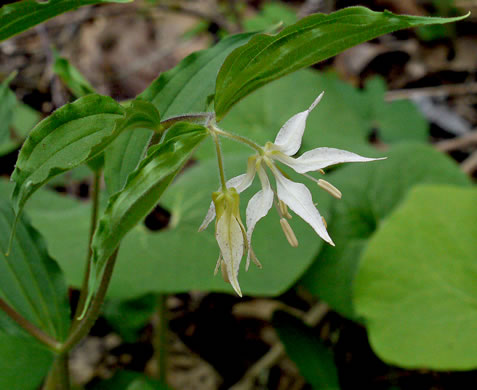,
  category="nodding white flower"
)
[200,92,385,296]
